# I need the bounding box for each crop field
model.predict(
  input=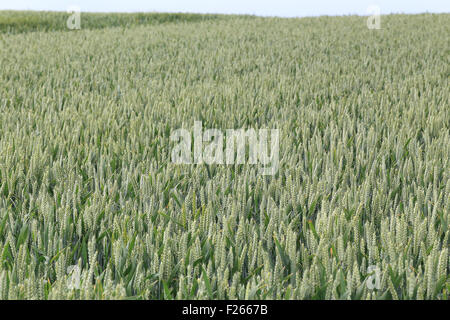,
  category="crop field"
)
[0,11,448,300]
